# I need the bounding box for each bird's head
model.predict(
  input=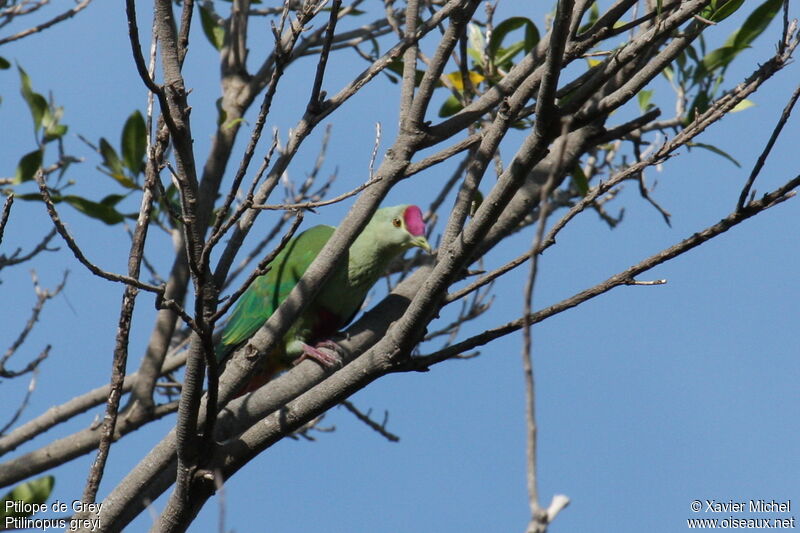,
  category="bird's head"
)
[369,204,431,253]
